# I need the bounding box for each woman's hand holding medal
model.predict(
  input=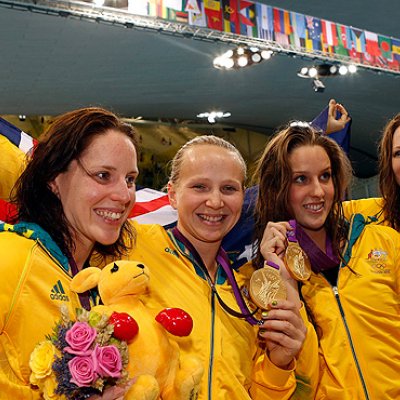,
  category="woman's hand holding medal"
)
[251,221,307,369]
